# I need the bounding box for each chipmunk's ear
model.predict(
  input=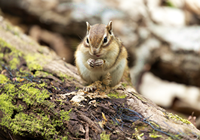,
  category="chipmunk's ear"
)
[86,22,90,34]
[106,21,113,35]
